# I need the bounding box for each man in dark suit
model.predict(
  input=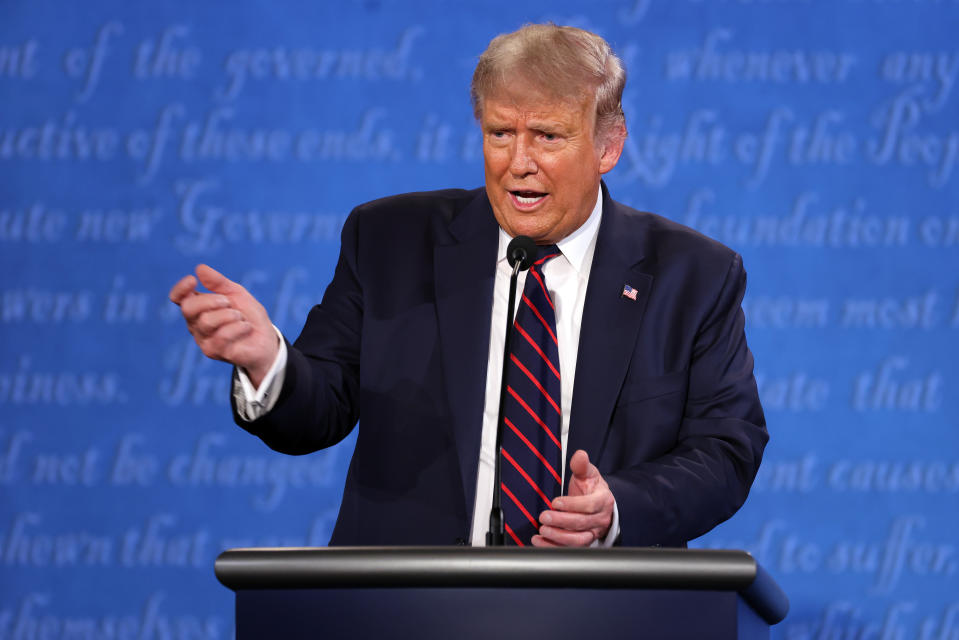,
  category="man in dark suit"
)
[169,24,767,548]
